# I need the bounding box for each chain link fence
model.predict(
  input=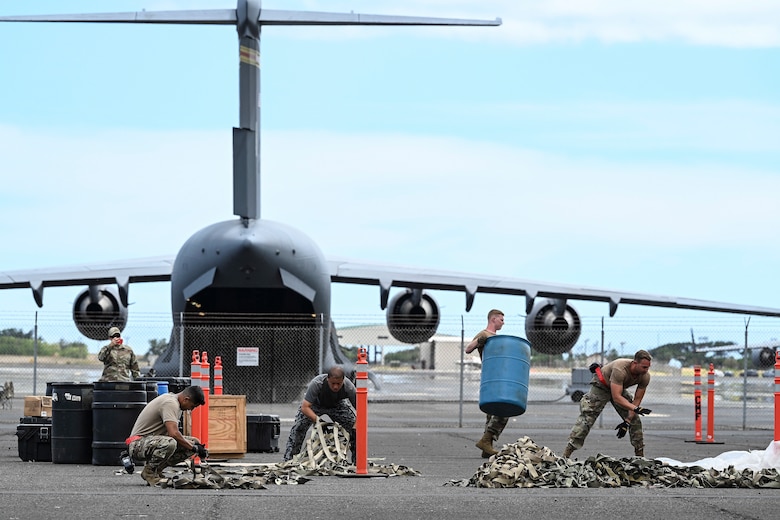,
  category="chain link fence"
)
[1,311,777,430]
